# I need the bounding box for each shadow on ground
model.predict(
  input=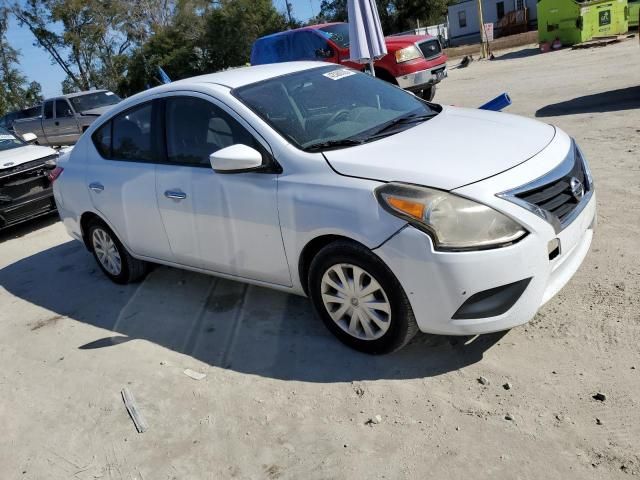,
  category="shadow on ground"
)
[493,47,540,61]
[536,86,640,117]
[0,241,505,383]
